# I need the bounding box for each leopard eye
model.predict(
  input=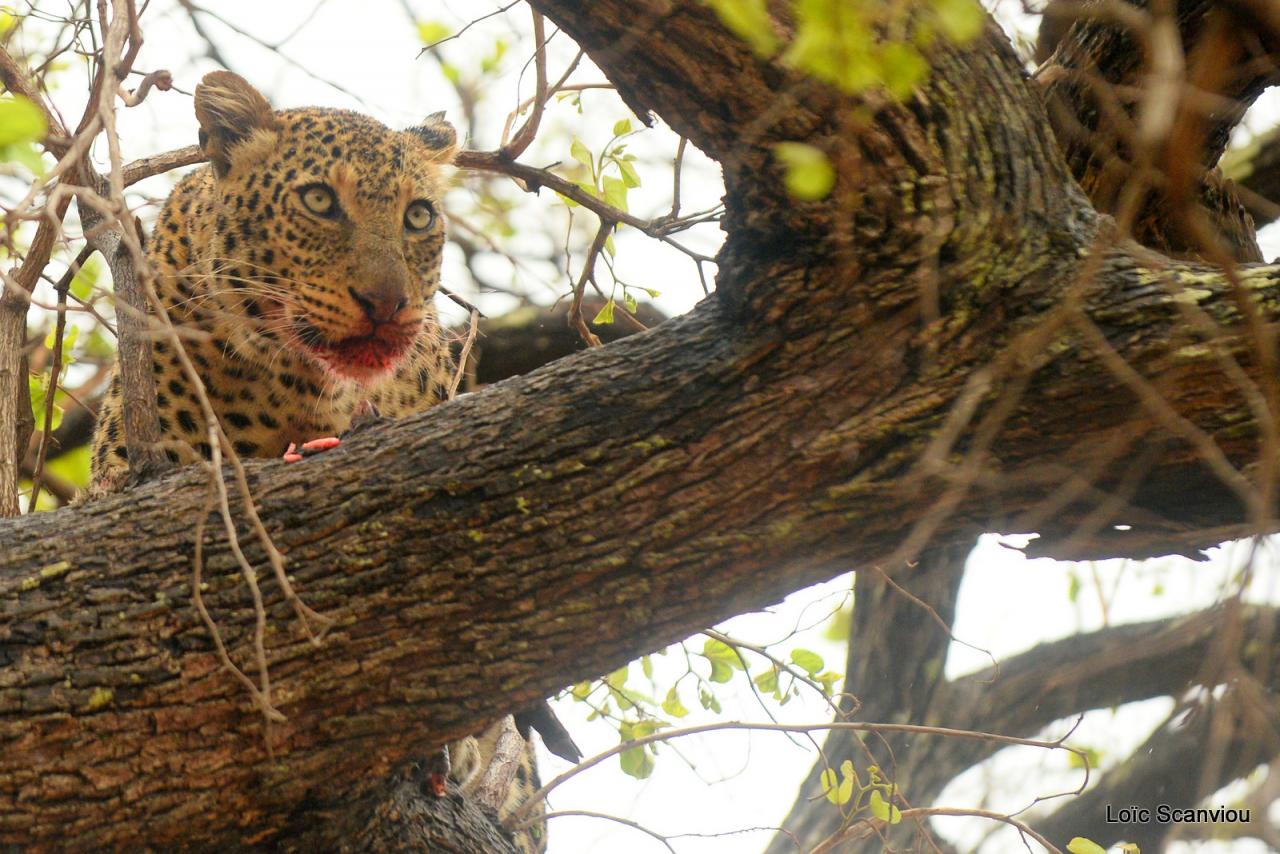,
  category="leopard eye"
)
[298,184,338,218]
[404,200,436,233]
